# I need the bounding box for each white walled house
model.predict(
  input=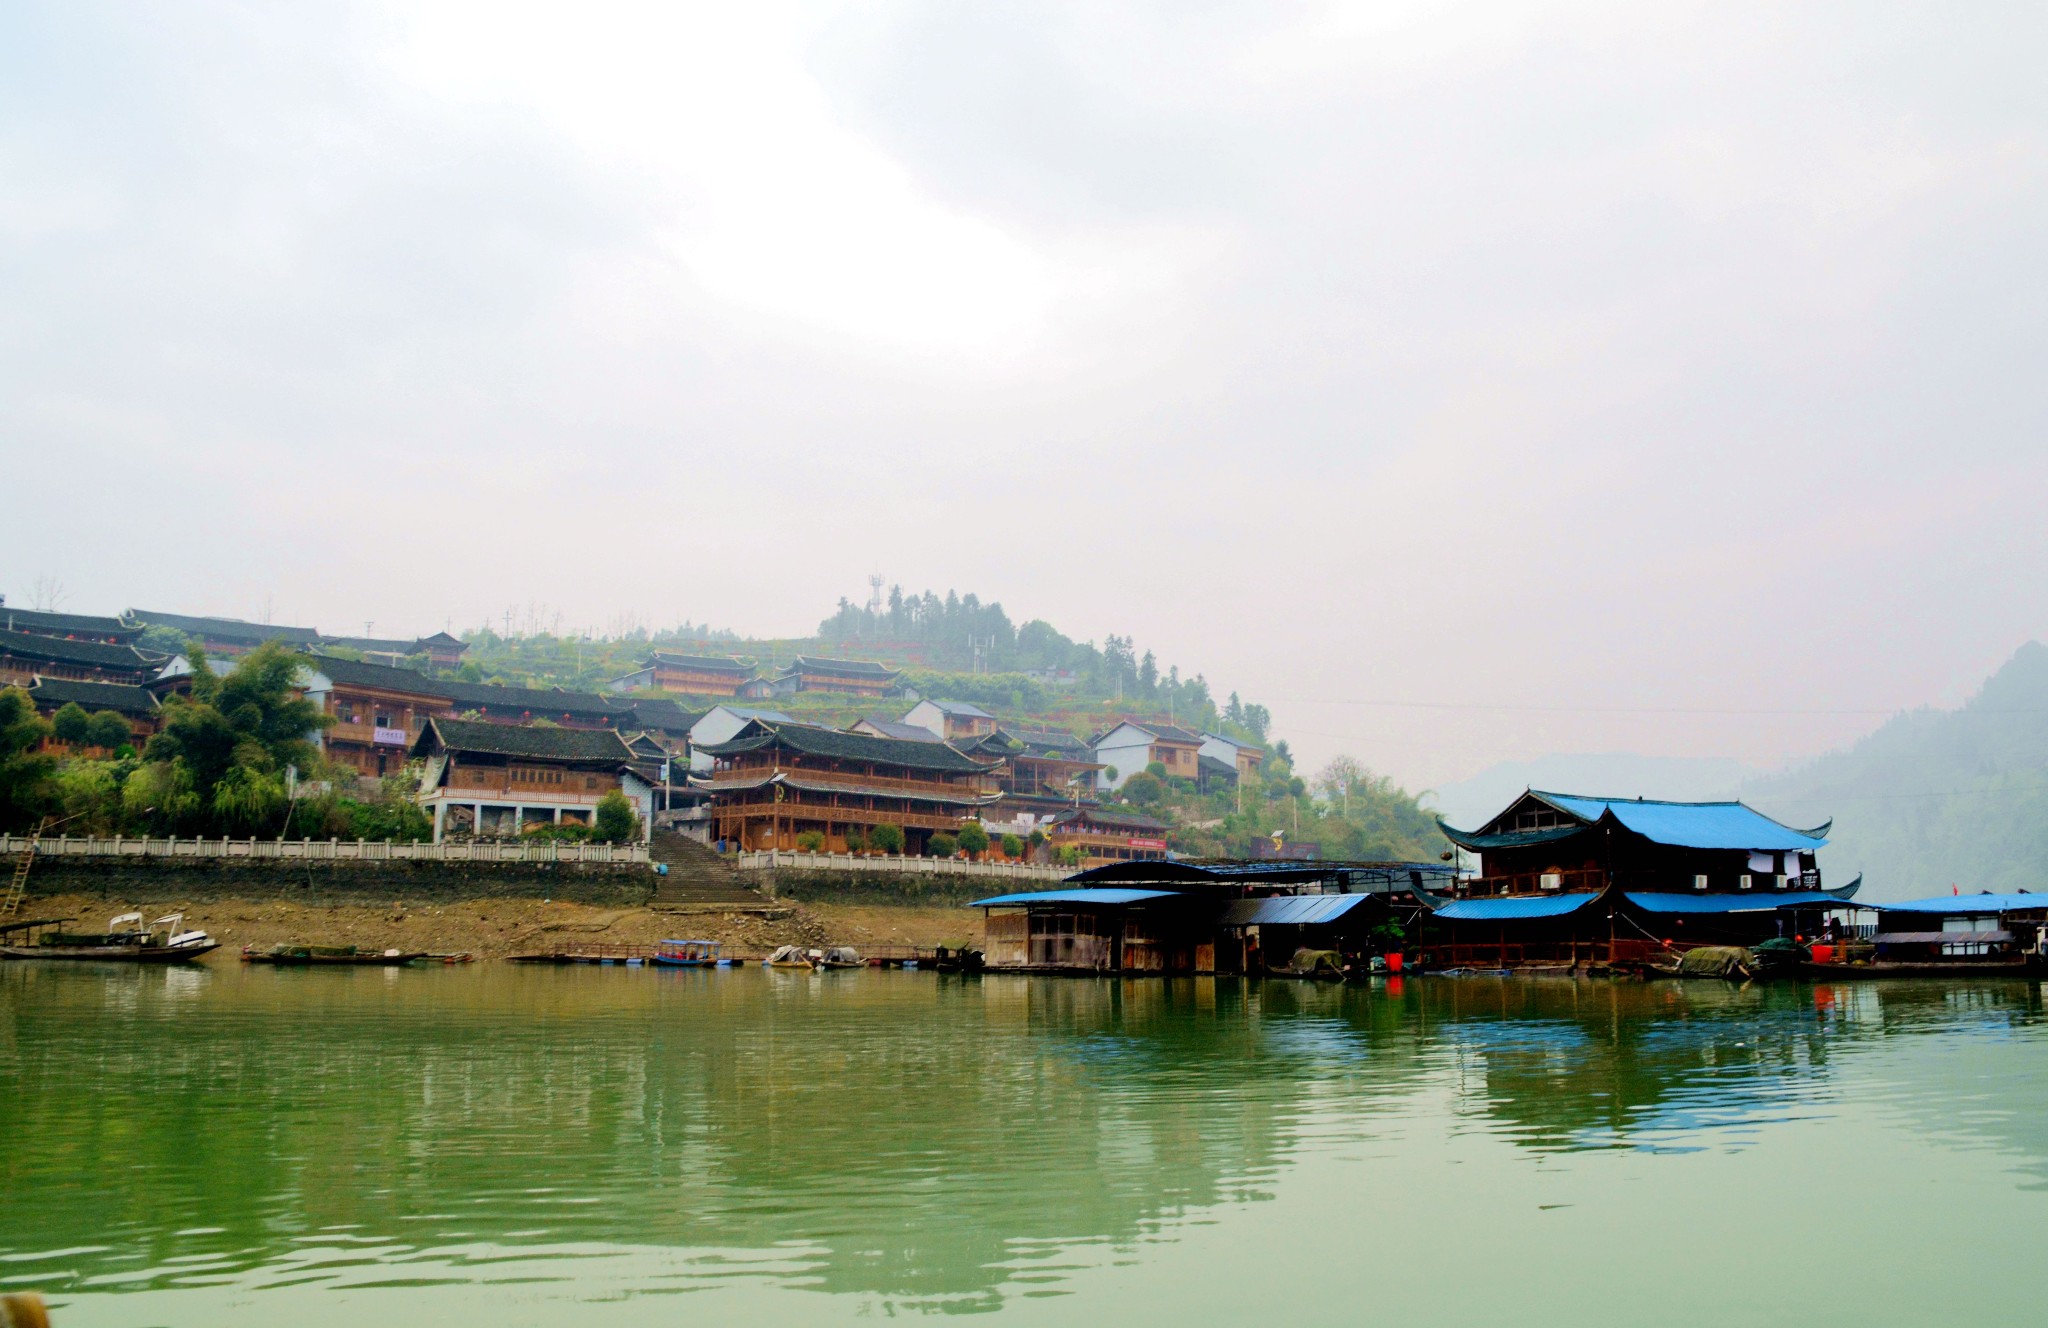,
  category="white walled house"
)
[687,705,794,773]
[901,698,996,742]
